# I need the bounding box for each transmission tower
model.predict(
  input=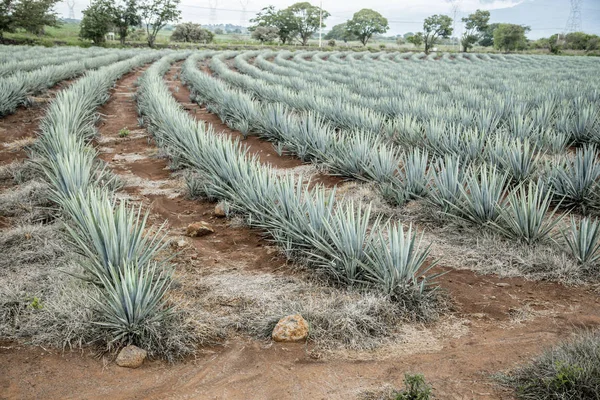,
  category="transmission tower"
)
[239,0,250,27]
[66,0,76,20]
[565,0,582,33]
[208,0,219,26]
